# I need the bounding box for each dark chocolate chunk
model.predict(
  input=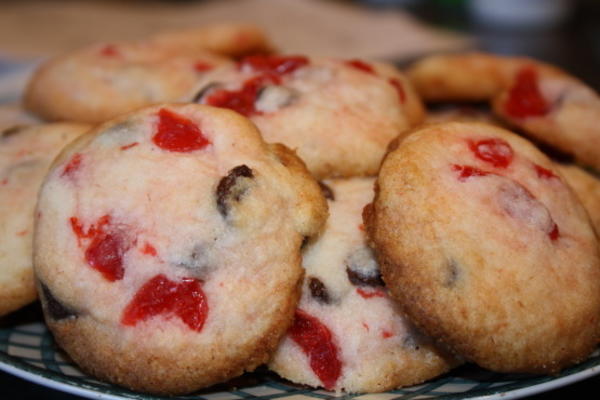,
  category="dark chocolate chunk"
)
[444,259,461,288]
[192,82,222,103]
[216,165,254,218]
[1,125,26,140]
[346,267,384,287]
[40,283,77,321]
[308,276,330,304]
[345,247,383,287]
[300,235,311,249]
[318,181,335,201]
